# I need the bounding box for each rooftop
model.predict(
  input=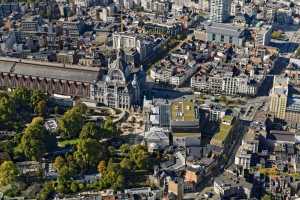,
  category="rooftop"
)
[206,22,244,37]
[0,57,100,83]
[210,123,233,147]
[171,100,196,122]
